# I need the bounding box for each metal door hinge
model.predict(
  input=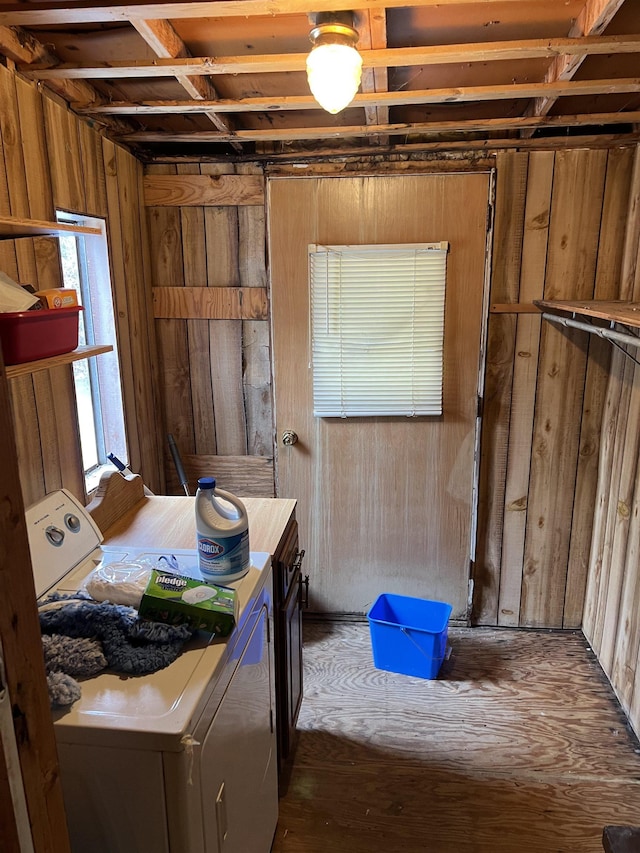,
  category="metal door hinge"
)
[486,202,494,232]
